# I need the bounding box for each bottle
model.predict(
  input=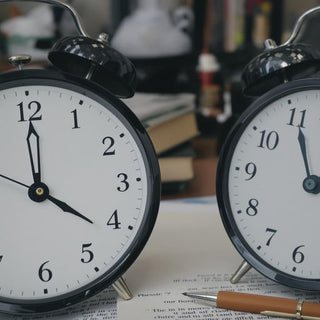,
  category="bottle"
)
[197,50,221,118]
